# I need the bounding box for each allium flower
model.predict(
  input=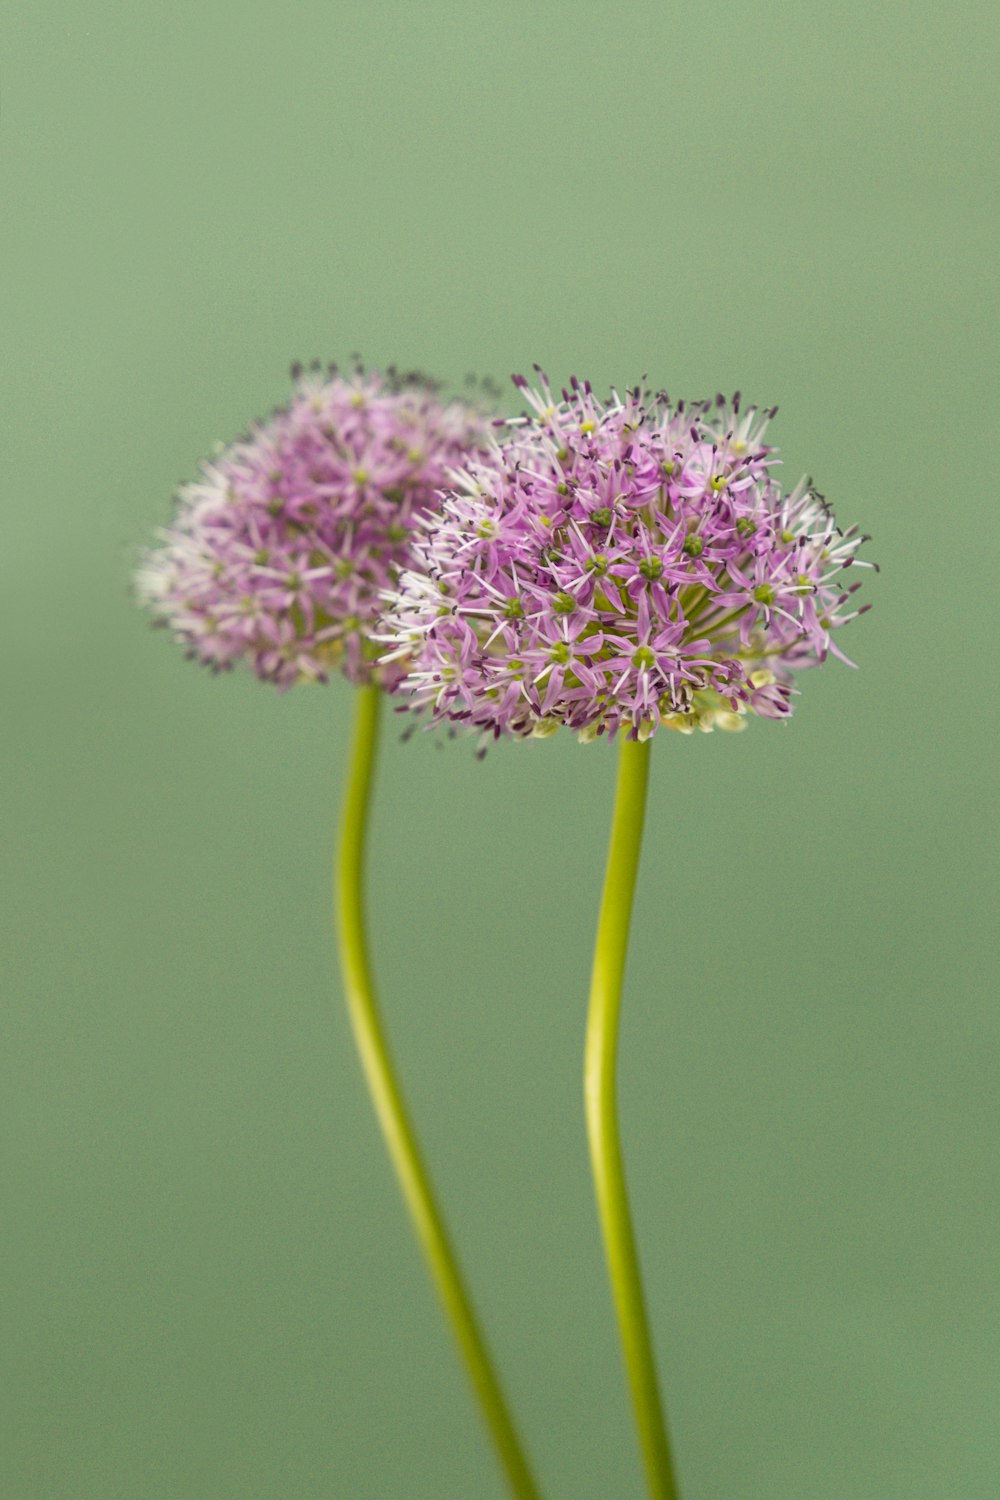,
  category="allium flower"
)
[380,373,872,740]
[137,365,492,688]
